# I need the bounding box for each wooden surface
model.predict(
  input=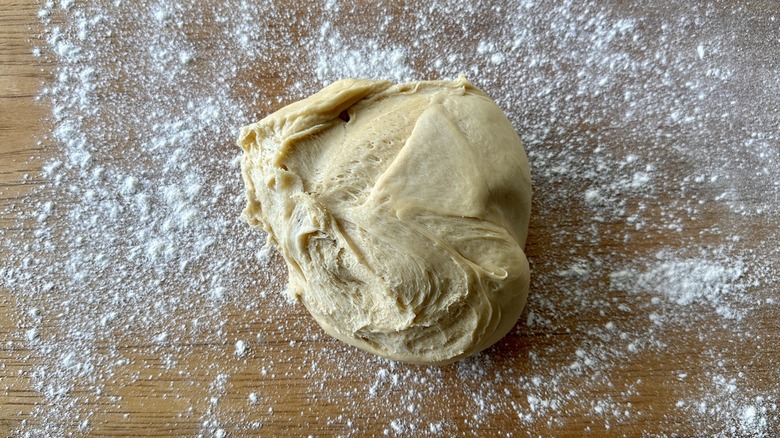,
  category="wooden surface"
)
[1,0,46,432]
[2,1,779,436]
